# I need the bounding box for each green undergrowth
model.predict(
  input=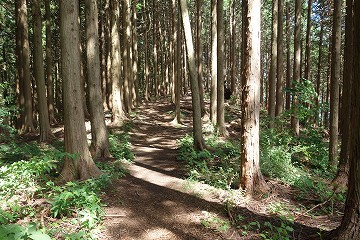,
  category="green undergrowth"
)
[177,134,241,189]
[177,112,345,213]
[0,131,133,239]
